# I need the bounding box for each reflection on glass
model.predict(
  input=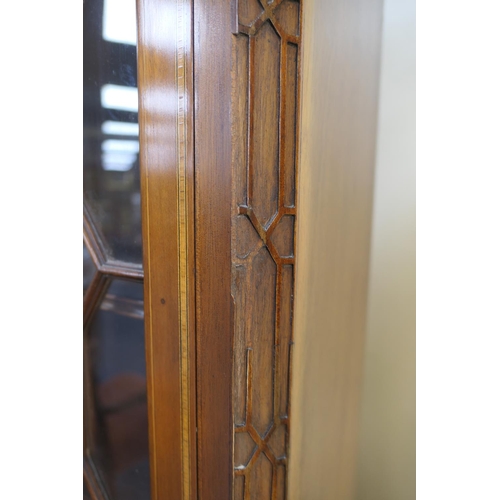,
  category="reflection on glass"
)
[102,121,139,136]
[101,84,139,112]
[84,243,96,294]
[103,0,138,45]
[83,0,142,264]
[88,279,149,499]
[84,481,92,499]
